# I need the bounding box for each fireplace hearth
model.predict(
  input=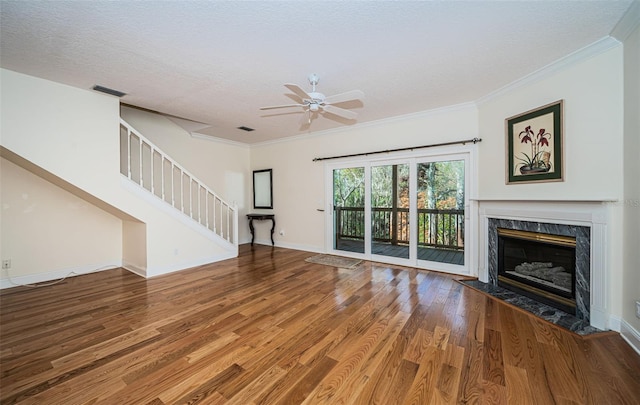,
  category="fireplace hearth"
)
[497,228,576,314]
